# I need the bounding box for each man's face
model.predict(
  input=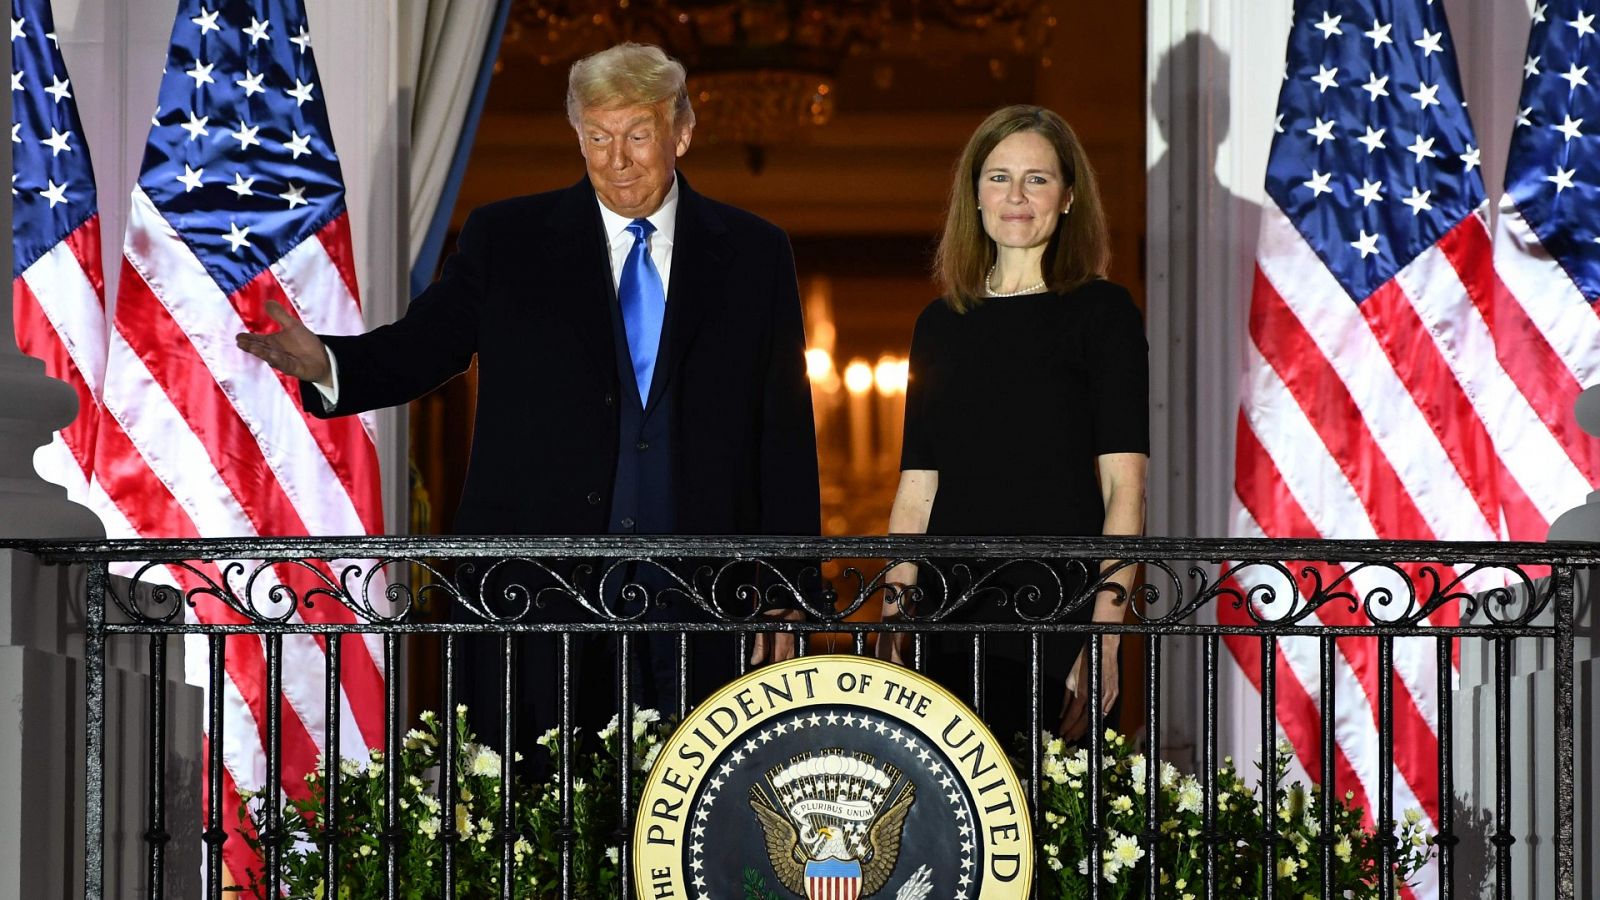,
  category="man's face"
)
[578,102,692,219]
